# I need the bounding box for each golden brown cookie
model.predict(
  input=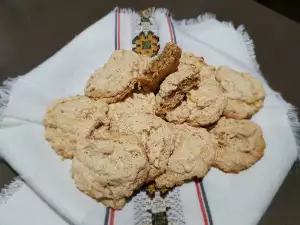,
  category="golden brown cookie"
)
[43,96,109,158]
[215,66,265,119]
[84,50,143,103]
[155,64,200,116]
[210,117,266,173]
[108,92,156,118]
[155,124,215,188]
[72,133,149,209]
[109,112,176,181]
[166,74,227,126]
